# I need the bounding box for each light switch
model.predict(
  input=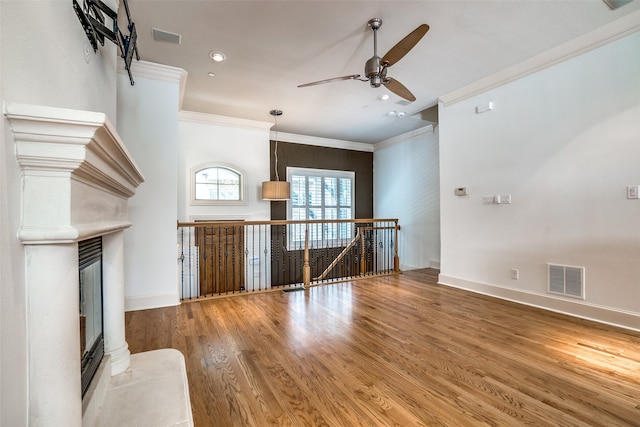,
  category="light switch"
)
[627,185,639,199]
